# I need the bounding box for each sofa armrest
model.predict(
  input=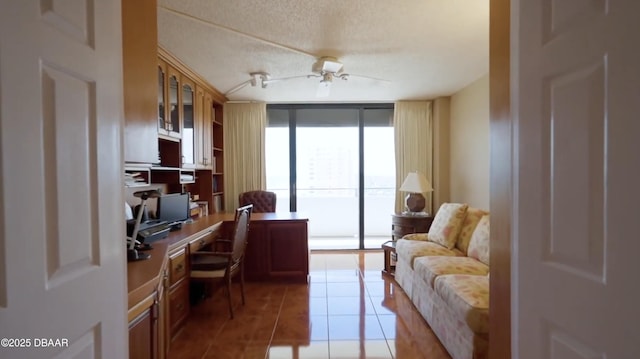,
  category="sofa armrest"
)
[402,233,429,241]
